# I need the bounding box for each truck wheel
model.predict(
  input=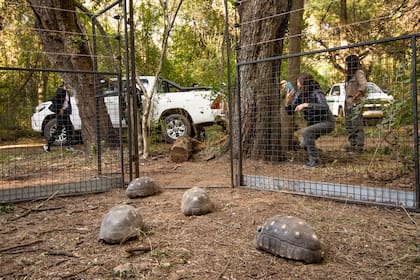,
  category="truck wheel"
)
[162,114,191,143]
[43,118,71,146]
